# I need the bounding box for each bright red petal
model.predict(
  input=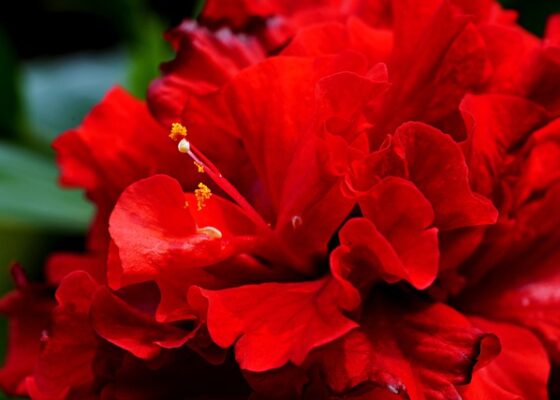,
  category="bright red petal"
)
[332,177,438,290]
[108,174,256,289]
[224,53,368,212]
[189,277,358,372]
